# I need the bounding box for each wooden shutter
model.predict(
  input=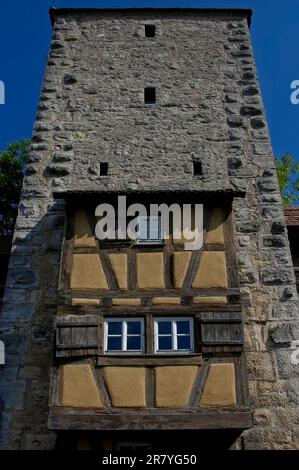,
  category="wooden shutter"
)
[55,315,99,357]
[200,312,243,352]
